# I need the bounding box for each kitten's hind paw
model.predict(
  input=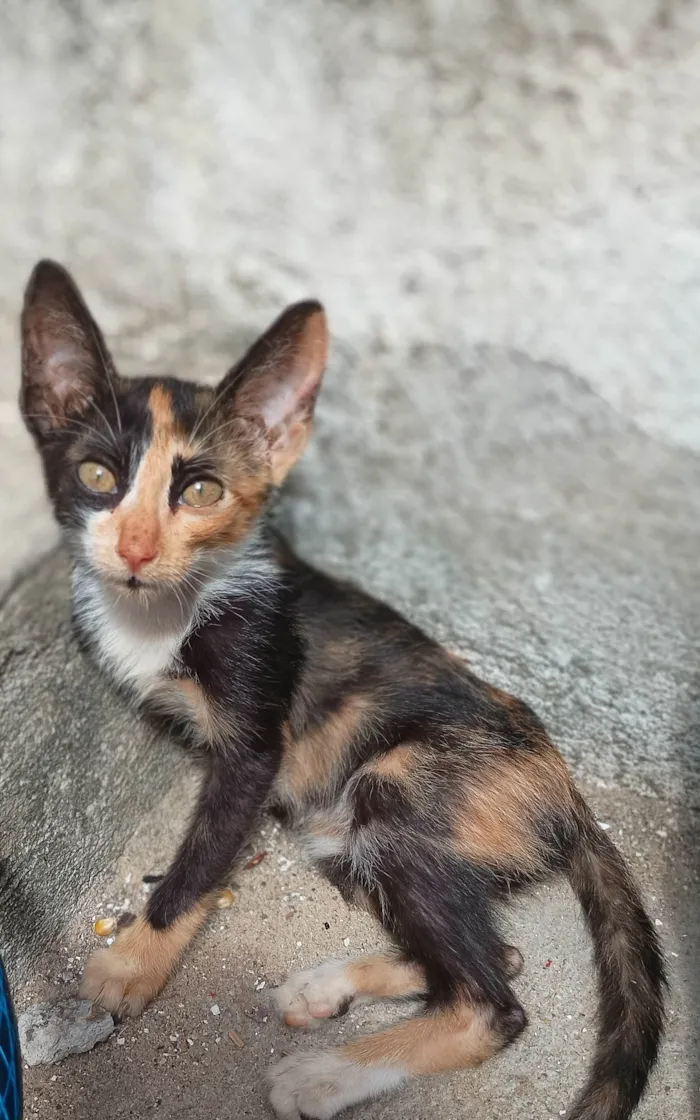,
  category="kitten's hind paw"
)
[268,1050,405,1119]
[273,960,356,1029]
